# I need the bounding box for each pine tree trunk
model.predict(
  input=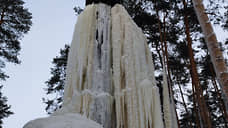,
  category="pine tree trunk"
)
[192,87,201,128]
[211,78,228,126]
[155,8,165,68]
[0,9,5,26]
[177,82,193,128]
[155,5,179,127]
[163,15,181,128]
[209,62,228,125]
[192,0,228,112]
[177,83,189,118]
[182,0,212,127]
